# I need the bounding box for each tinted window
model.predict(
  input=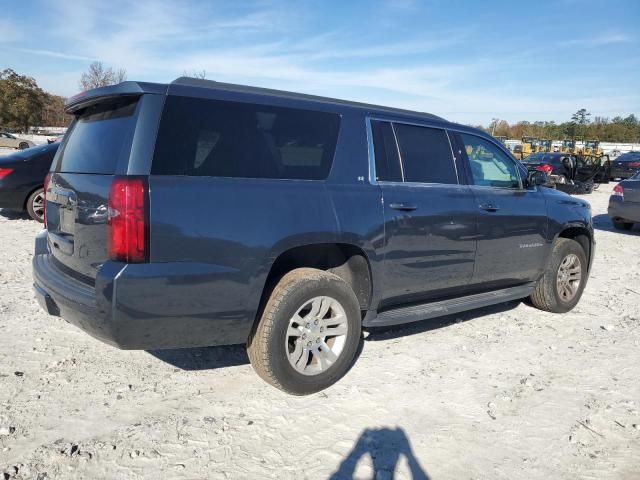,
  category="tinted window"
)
[371,120,402,182]
[393,124,457,184]
[460,133,520,188]
[57,98,138,174]
[152,96,341,180]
